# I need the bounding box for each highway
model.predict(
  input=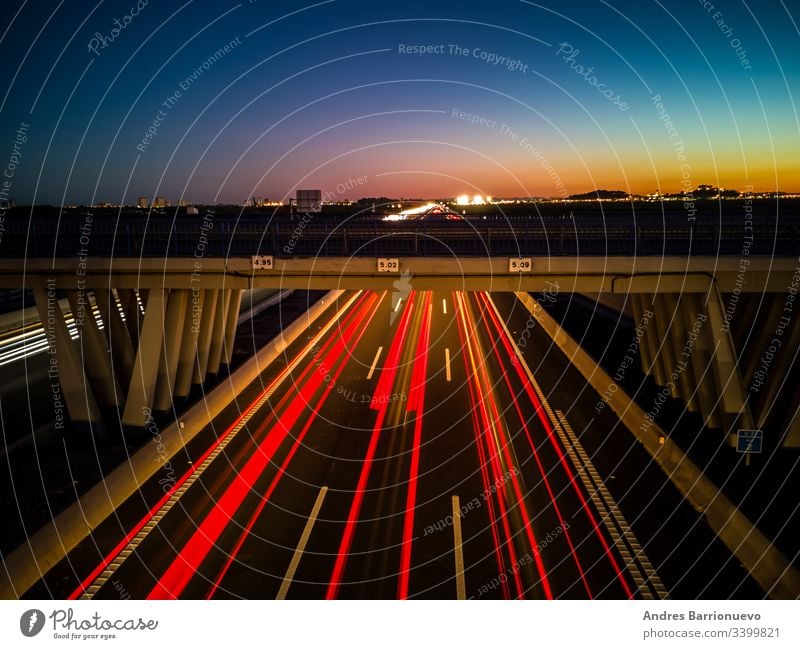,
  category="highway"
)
[48,290,671,600]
